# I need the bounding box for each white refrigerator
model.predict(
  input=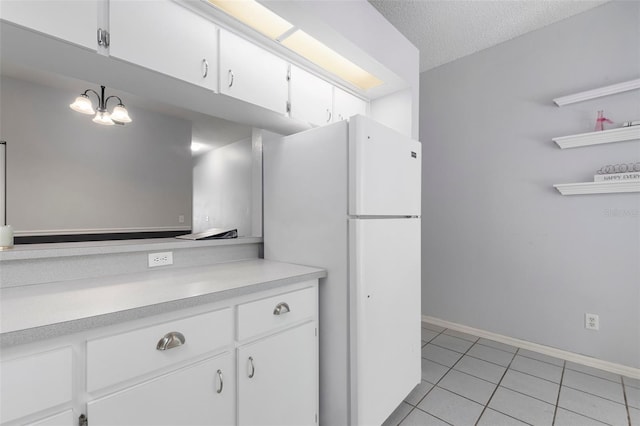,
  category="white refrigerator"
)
[264,115,421,426]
